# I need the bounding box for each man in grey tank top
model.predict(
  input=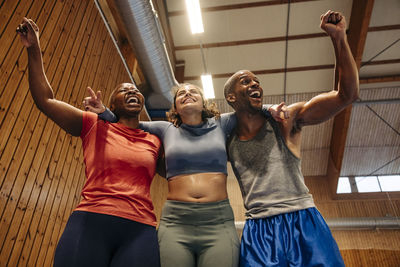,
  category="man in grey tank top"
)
[224,11,359,267]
